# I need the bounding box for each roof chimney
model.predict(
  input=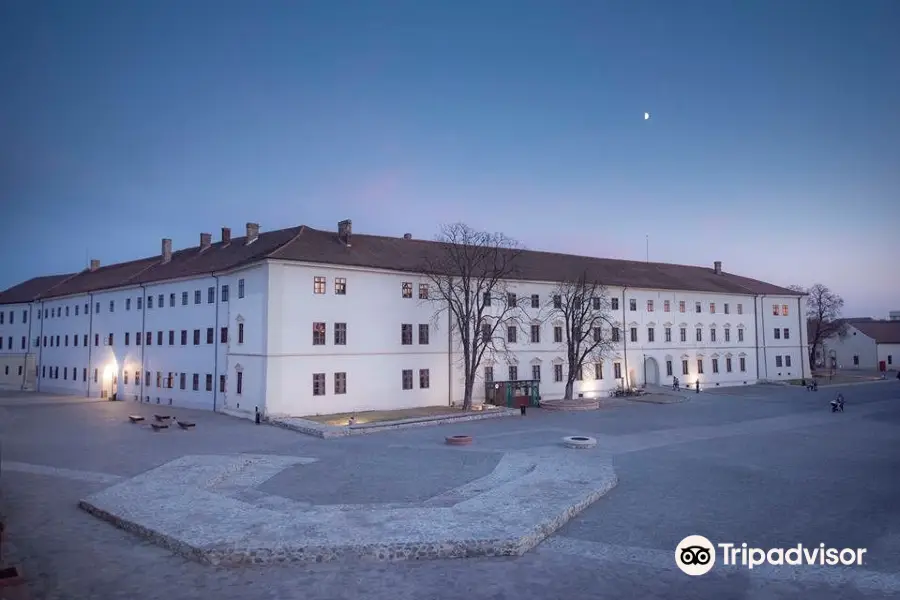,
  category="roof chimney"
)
[338,219,352,247]
[713,261,722,275]
[161,238,172,264]
[221,227,231,244]
[245,222,259,245]
[89,259,100,272]
[199,233,212,251]
[403,233,412,240]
